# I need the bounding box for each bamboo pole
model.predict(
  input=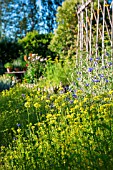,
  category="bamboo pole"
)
[105,0,112,50]
[99,3,110,40]
[111,1,113,64]
[89,1,93,58]
[80,0,84,71]
[105,1,112,27]
[102,0,105,66]
[96,0,100,59]
[77,0,113,69]
[76,13,80,65]
[77,0,92,15]
[85,5,89,61]
[92,8,102,37]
